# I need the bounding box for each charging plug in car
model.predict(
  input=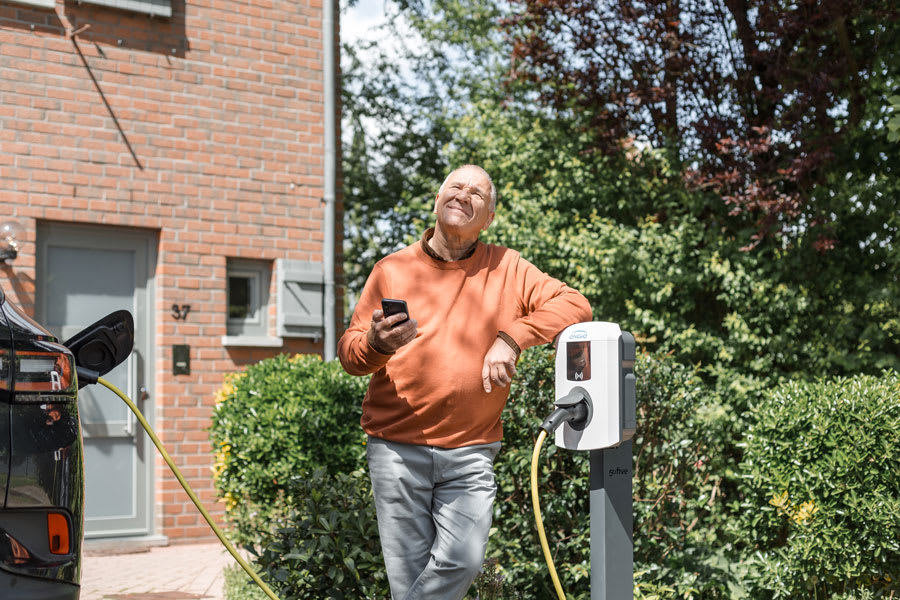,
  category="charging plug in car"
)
[62,310,134,388]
